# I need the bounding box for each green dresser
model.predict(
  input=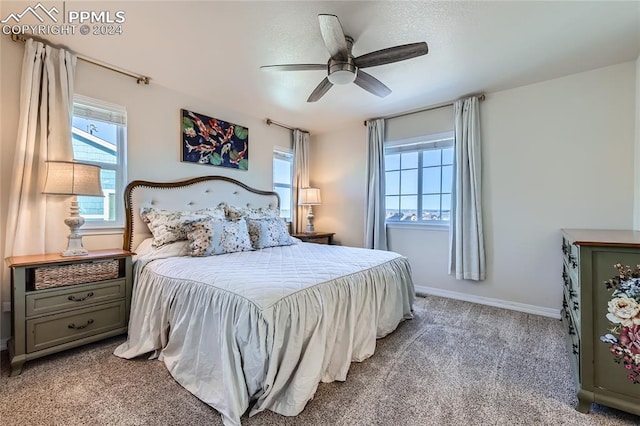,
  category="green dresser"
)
[561,229,640,416]
[5,249,133,376]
